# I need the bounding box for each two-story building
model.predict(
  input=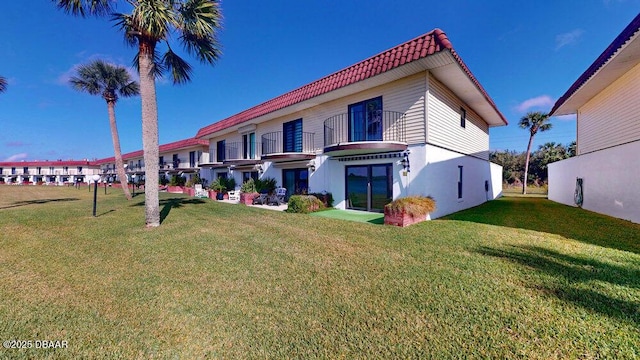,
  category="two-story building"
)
[195,28,507,218]
[549,13,640,223]
[96,138,210,185]
[0,160,99,185]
